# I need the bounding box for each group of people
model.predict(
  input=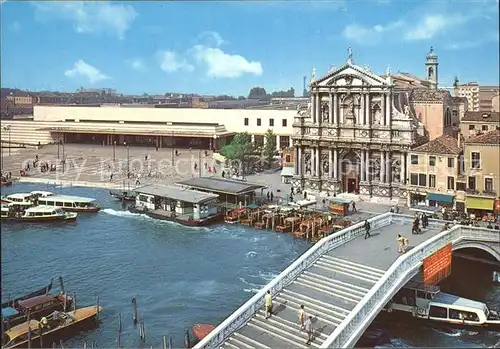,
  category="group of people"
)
[412,212,429,234]
[265,291,315,345]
